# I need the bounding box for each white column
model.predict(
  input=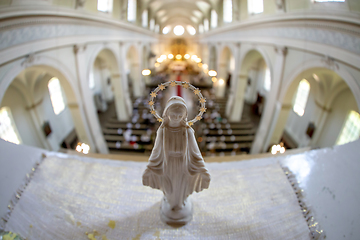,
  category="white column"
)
[120,43,134,116]
[251,46,288,154]
[310,101,331,146]
[111,72,131,121]
[264,101,292,149]
[25,99,52,150]
[73,44,109,154]
[229,74,247,122]
[226,43,241,119]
